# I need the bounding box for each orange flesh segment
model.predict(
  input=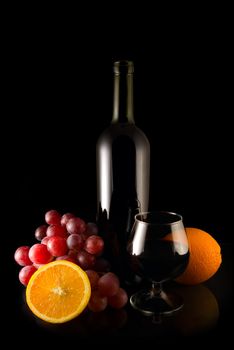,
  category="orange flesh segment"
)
[26,260,91,323]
